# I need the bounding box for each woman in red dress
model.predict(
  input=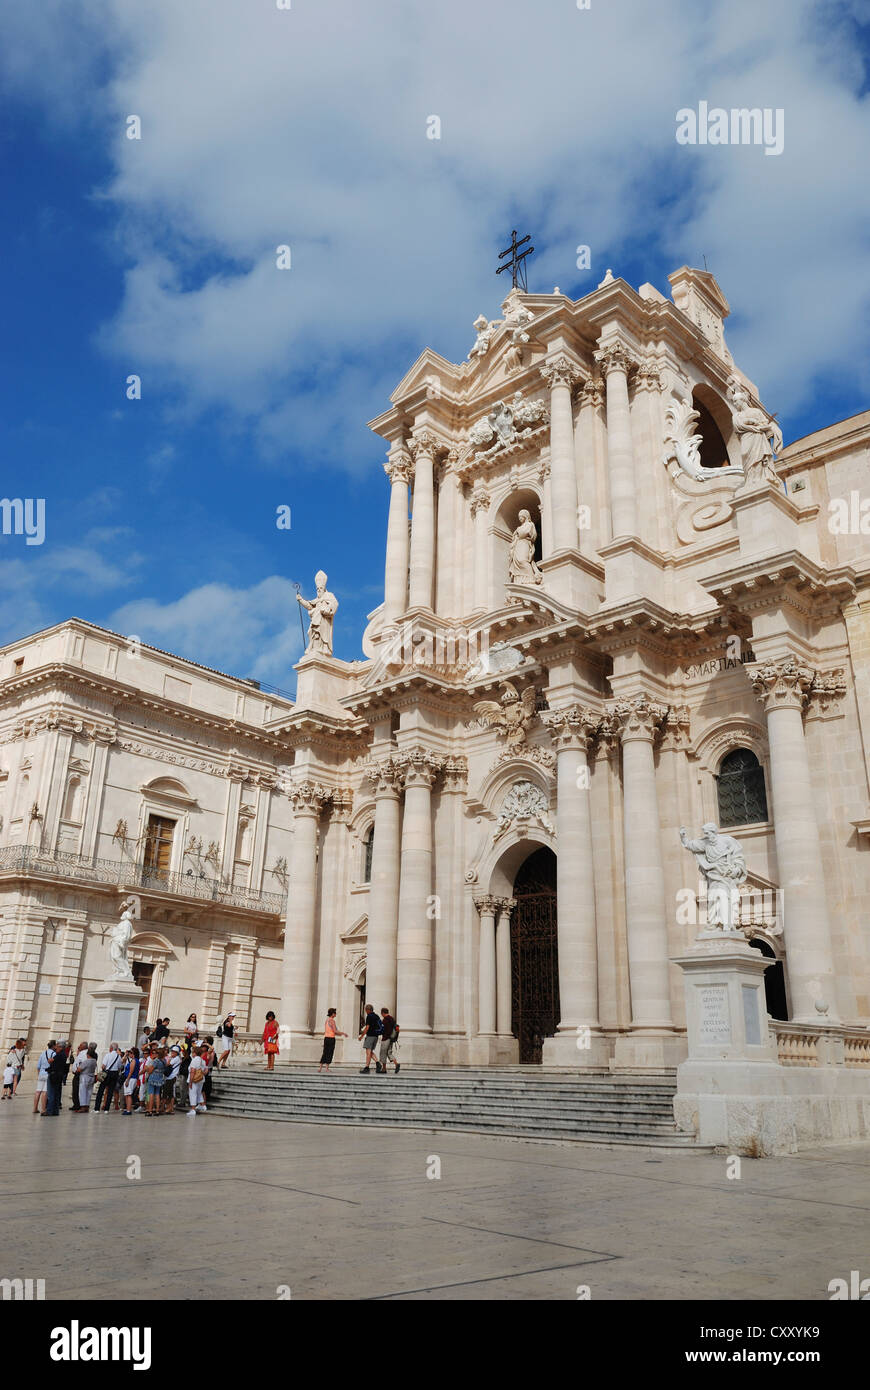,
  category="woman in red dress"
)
[263,1011,279,1071]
